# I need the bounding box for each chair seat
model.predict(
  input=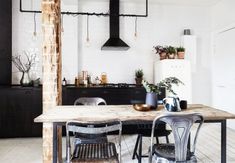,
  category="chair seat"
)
[137,129,171,137]
[74,133,108,145]
[153,144,195,161]
[72,142,118,162]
